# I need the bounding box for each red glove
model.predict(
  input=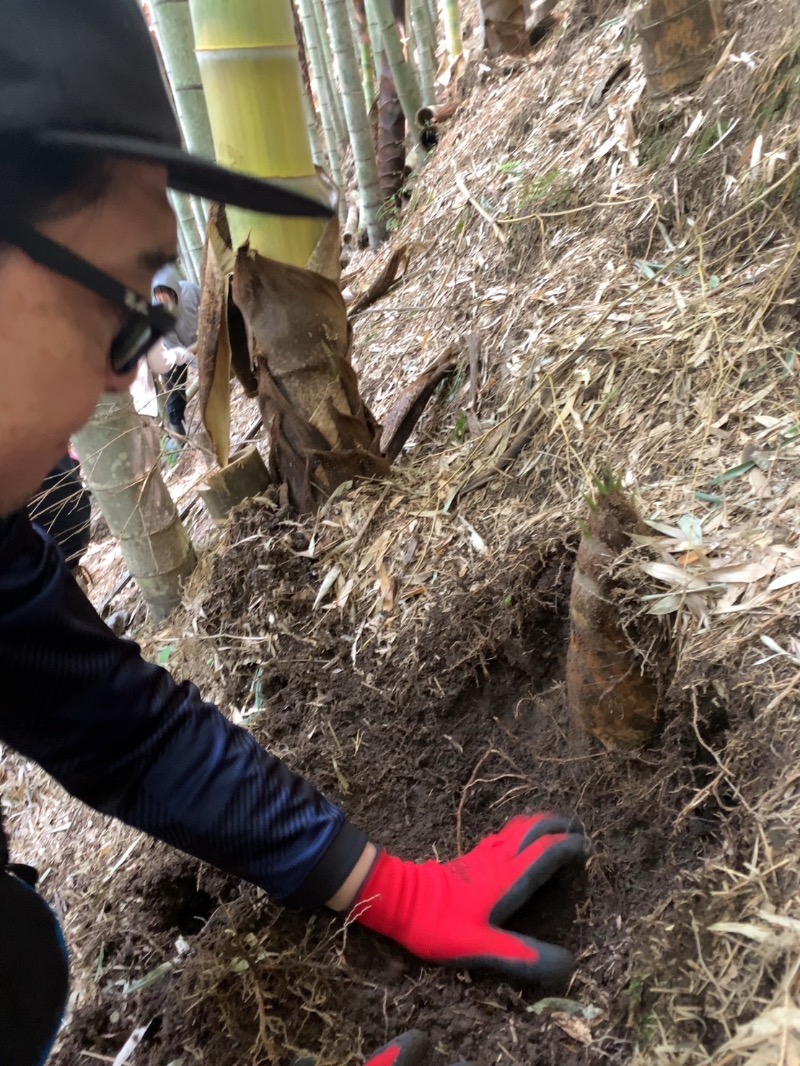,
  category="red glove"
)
[365,1030,429,1066]
[351,815,586,984]
[364,1030,468,1066]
